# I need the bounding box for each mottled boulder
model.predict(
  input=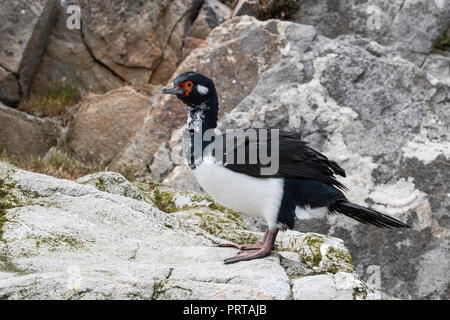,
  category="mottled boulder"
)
[188,0,231,40]
[0,0,58,102]
[78,0,203,86]
[142,17,449,299]
[232,0,259,18]
[183,0,231,58]
[148,143,175,182]
[30,1,124,96]
[66,86,152,167]
[0,165,382,300]
[0,103,59,160]
[422,54,450,86]
[294,0,450,66]
[291,272,381,300]
[0,67,20,105]
[76,171,143,201]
